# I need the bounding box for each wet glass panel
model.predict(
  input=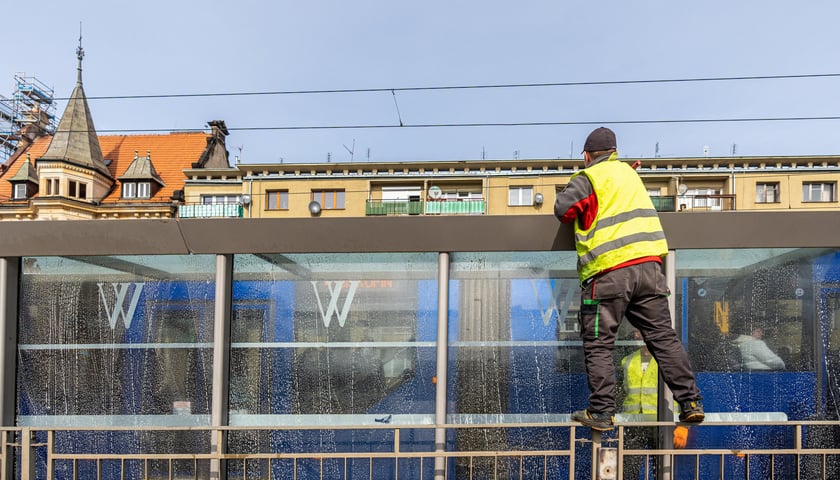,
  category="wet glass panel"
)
[447,252,581,477]
[17,255,216,477]
[675,248,840,476]
[231,252,437,418]
[228,253,437,477]
[18,255,216,424]
[448,251,582,418]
